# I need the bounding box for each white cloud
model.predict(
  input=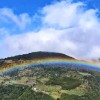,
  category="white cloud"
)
[0,8,31,30]
[88,46,100,59]
[0,0,100,60]
[0,28,77,58]
[0,28,9,37]
[42,1,84,28]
